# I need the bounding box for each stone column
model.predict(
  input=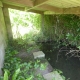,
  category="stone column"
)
[3,7,13,41]
[0,1,7,75]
